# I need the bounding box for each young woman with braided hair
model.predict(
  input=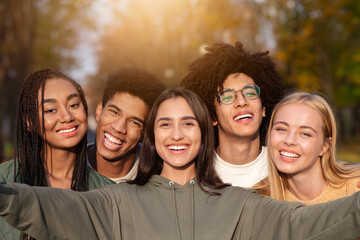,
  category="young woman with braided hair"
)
[0,68,110,239]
